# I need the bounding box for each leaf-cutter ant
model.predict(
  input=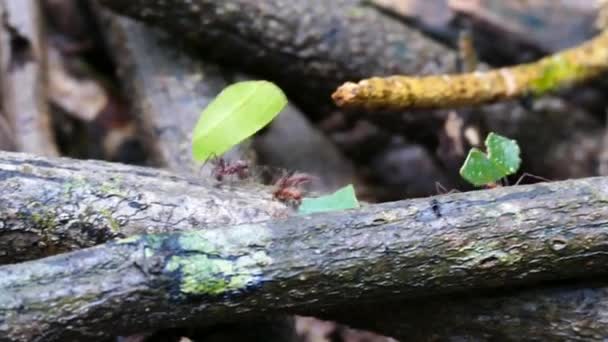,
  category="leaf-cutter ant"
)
[272,173,313,206]
[210,157,249,182]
